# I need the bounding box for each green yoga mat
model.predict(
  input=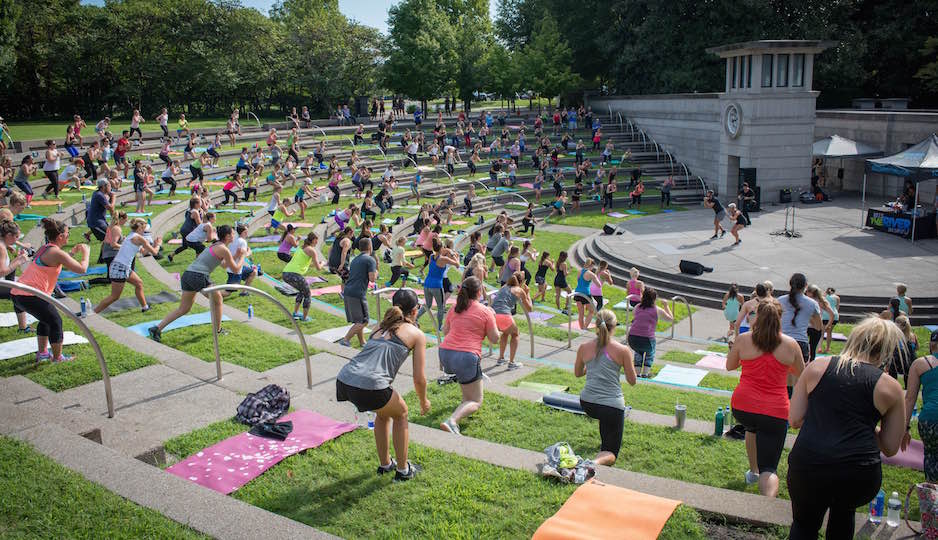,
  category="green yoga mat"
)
[518,381,570,394]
